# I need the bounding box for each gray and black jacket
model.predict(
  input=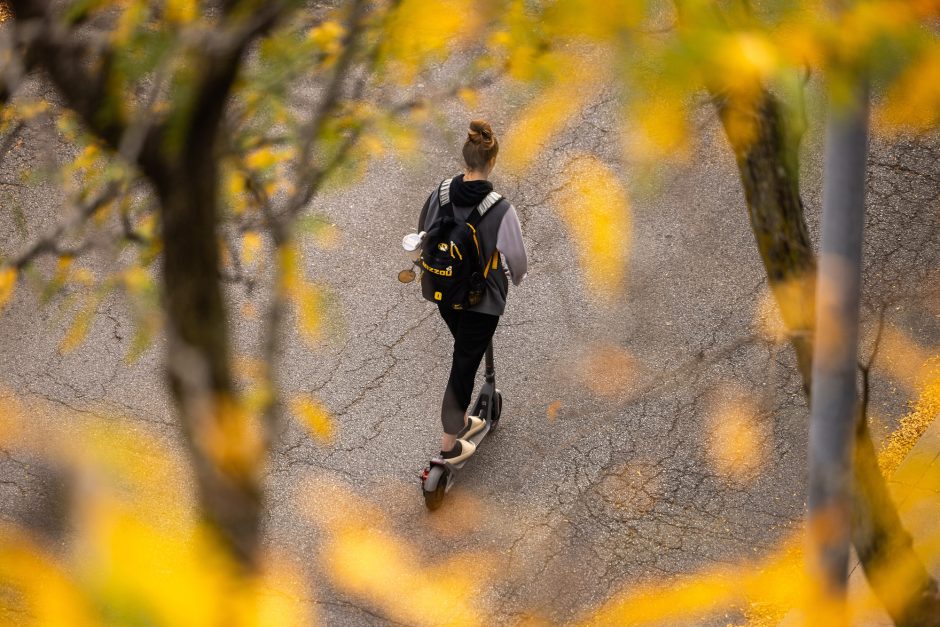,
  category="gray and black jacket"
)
[418,174,527,317]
